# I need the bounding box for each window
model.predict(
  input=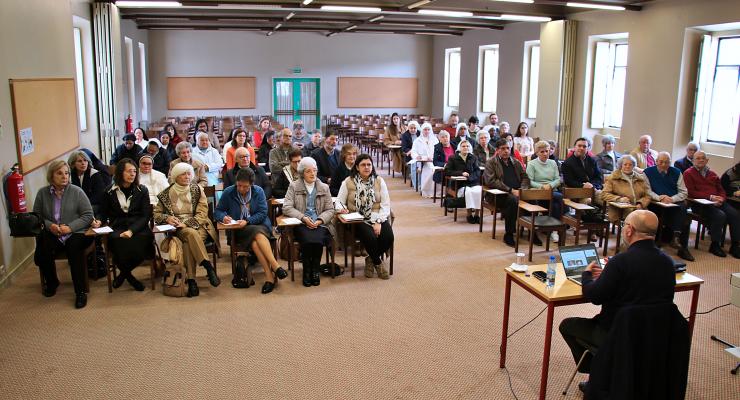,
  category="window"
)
[138,42,148,121]
[590,40,628,130]
[523,41,540,119]
[124,37,136,120]
[72,28,87,131]
[479,45,499,113]
[445,48,461,108]
[693,35,740,146]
